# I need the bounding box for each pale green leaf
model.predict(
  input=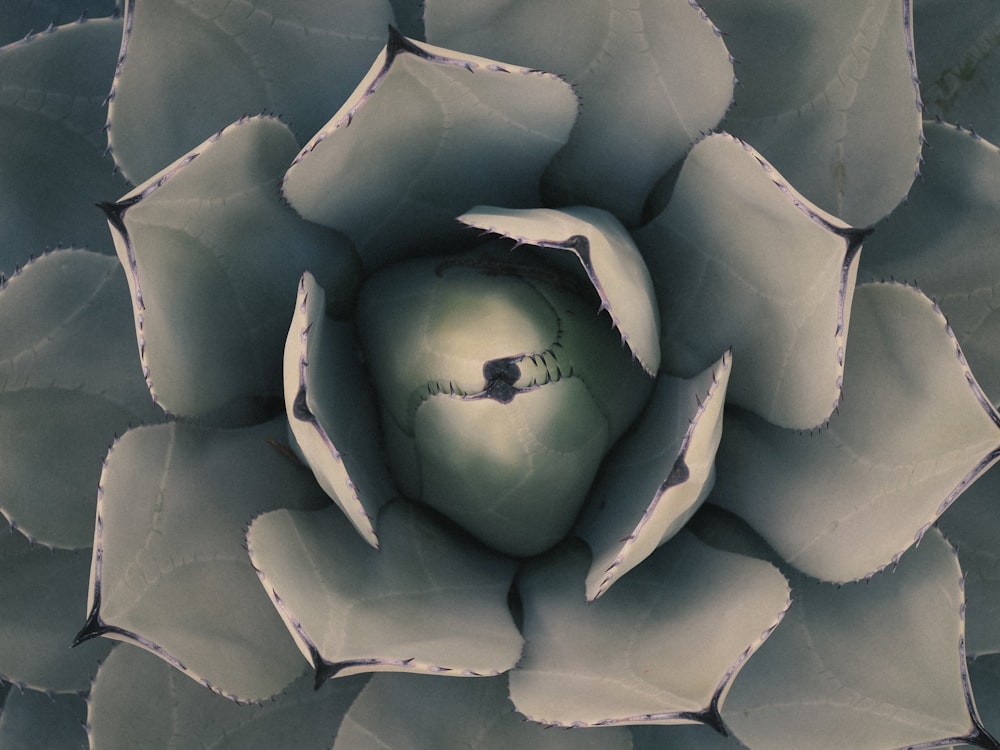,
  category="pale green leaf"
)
[0,687,86,750]
[1,1,118,45]
[915,0,1000,144]
[0,250,159,549]
[0,524,111,692]
[283,272,396,547]
[104,115,359,420]
[76,420,329,702]
[334,673,633,750]
[575,351,731,601]
[246,501,523,681]
[722,528,976,749]
[282,31,578,270]
[861,120,1000,404]
[107,0,393,183]
[0,17,127,270]
[699,0,923,226]
[937,463,1000,658]
[89,644,366,749]
[510,535,790,728]
[636,132,862,429]
[459,205,661,375]
[714,282,1000,582]
[425,0,734,225]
